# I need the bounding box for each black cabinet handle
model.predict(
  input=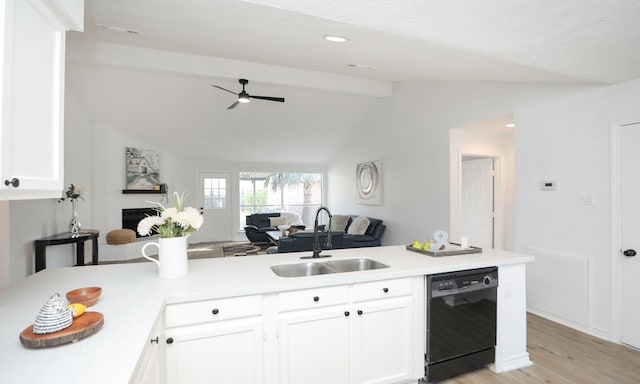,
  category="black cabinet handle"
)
[313,296,320,302]
[344,311,350,317]
[4,178,19,188]
[150,337,159,344]
[383,287,389,293]
[212,308,219,315]
[166,337,174,344]
[357,310,363,316]
[623,249,637,257]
